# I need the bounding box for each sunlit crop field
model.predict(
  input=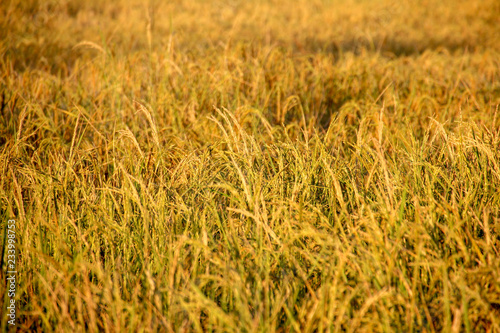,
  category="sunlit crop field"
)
[1,0,500,331]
